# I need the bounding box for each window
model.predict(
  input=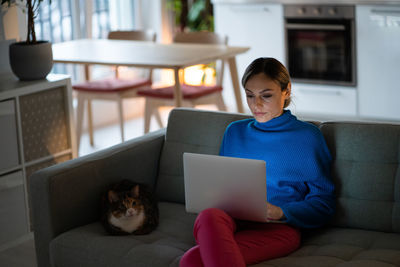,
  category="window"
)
[36,1,76,75]
[92,0,111,38]
[35,0,135,81]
